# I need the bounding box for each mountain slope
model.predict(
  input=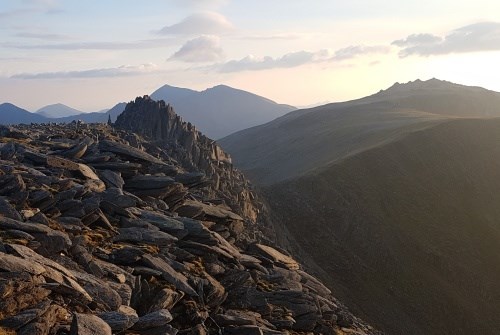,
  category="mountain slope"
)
[0,102,49,124]
[265,118,500,334]
[0,96,380,335]
[219,79,500,185]
[220,79,500,335]
[36,103,83,118]
[151,84,295,139]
